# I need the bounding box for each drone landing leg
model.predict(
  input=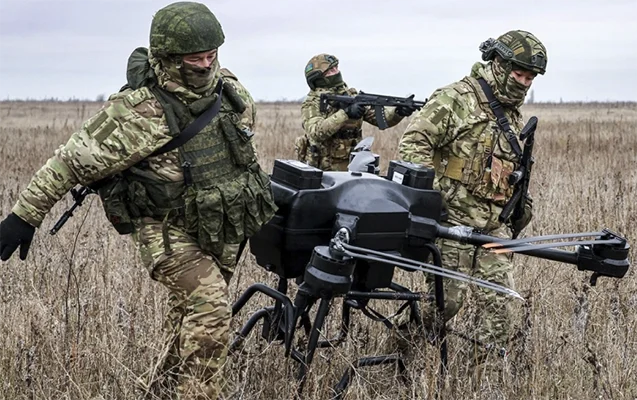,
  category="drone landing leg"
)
[426,243,449,393]
[332,355,408,399]
[317,300,351,348]
[293,294,333,397]
[230,283,296,355]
